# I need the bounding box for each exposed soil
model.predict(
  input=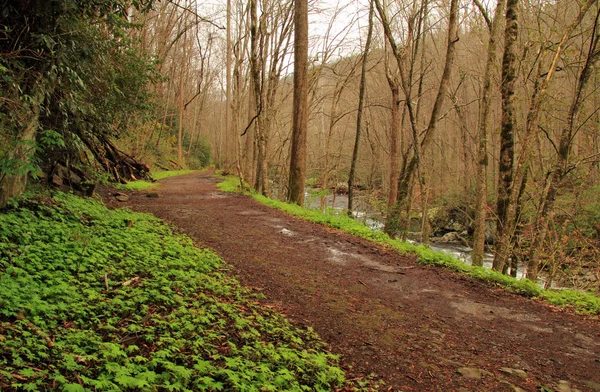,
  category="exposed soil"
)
[105,172,600,391]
